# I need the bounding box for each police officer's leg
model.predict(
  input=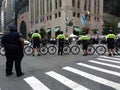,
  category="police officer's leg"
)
[32,44,36,56]
[36,43,40,56]
[61,44,64,55]
[15,54,24,76]
[5,54,14,75]
[58,43,60,55]
[107,44,112,56]
[111,44,115,55]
